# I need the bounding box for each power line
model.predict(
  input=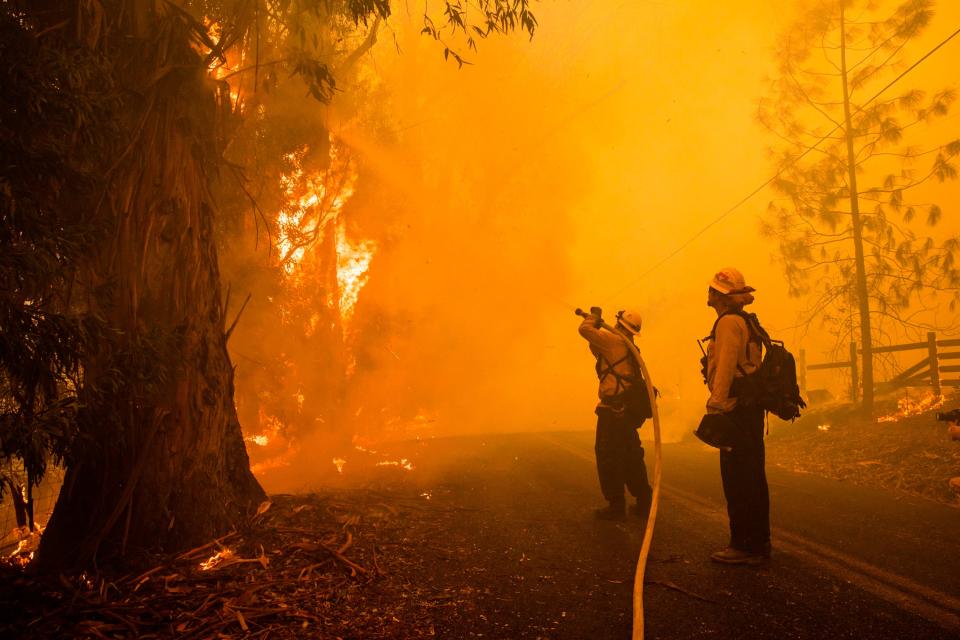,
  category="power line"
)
[607,23,960,299]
